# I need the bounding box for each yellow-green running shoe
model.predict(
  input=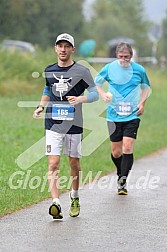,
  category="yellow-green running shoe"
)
[118,181,128,195]
[49,202,63,219]
[69,193,80,217]
[118,188,128,195]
